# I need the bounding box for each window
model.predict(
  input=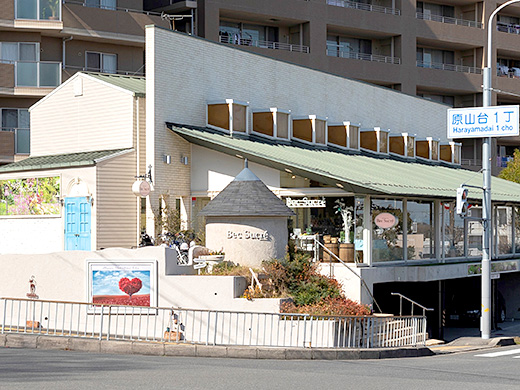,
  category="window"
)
[407,200,434,260]
[0,42,38,63]
[417,2,455,18]
[1,108,30,154]
[16,0,61,20]
[85,0,116,10]
[85,52,117,74]
[417,48,454,67]
[372,198,404,262]
[219,21,278,44]
[442,202,465,258]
